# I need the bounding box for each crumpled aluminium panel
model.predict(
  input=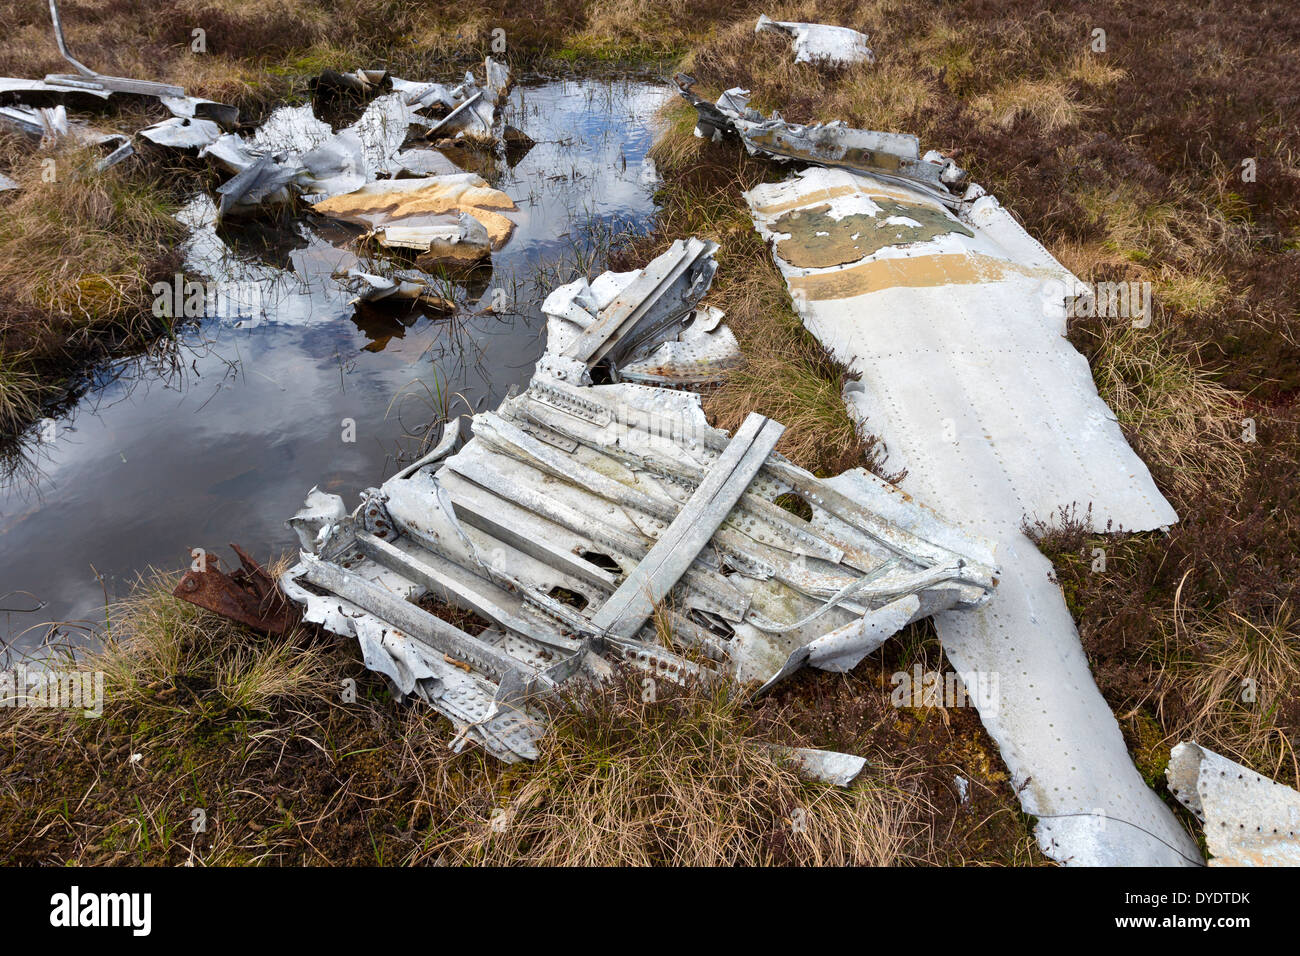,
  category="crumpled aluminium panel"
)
[754,15,874,65]
[280,241,999,762]
[311,173,516,261]
[746,165,1199,866]
[538,241,740,386]
[195,57,512,216]
[676,76,967,207]
[1167,743,1300,866]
